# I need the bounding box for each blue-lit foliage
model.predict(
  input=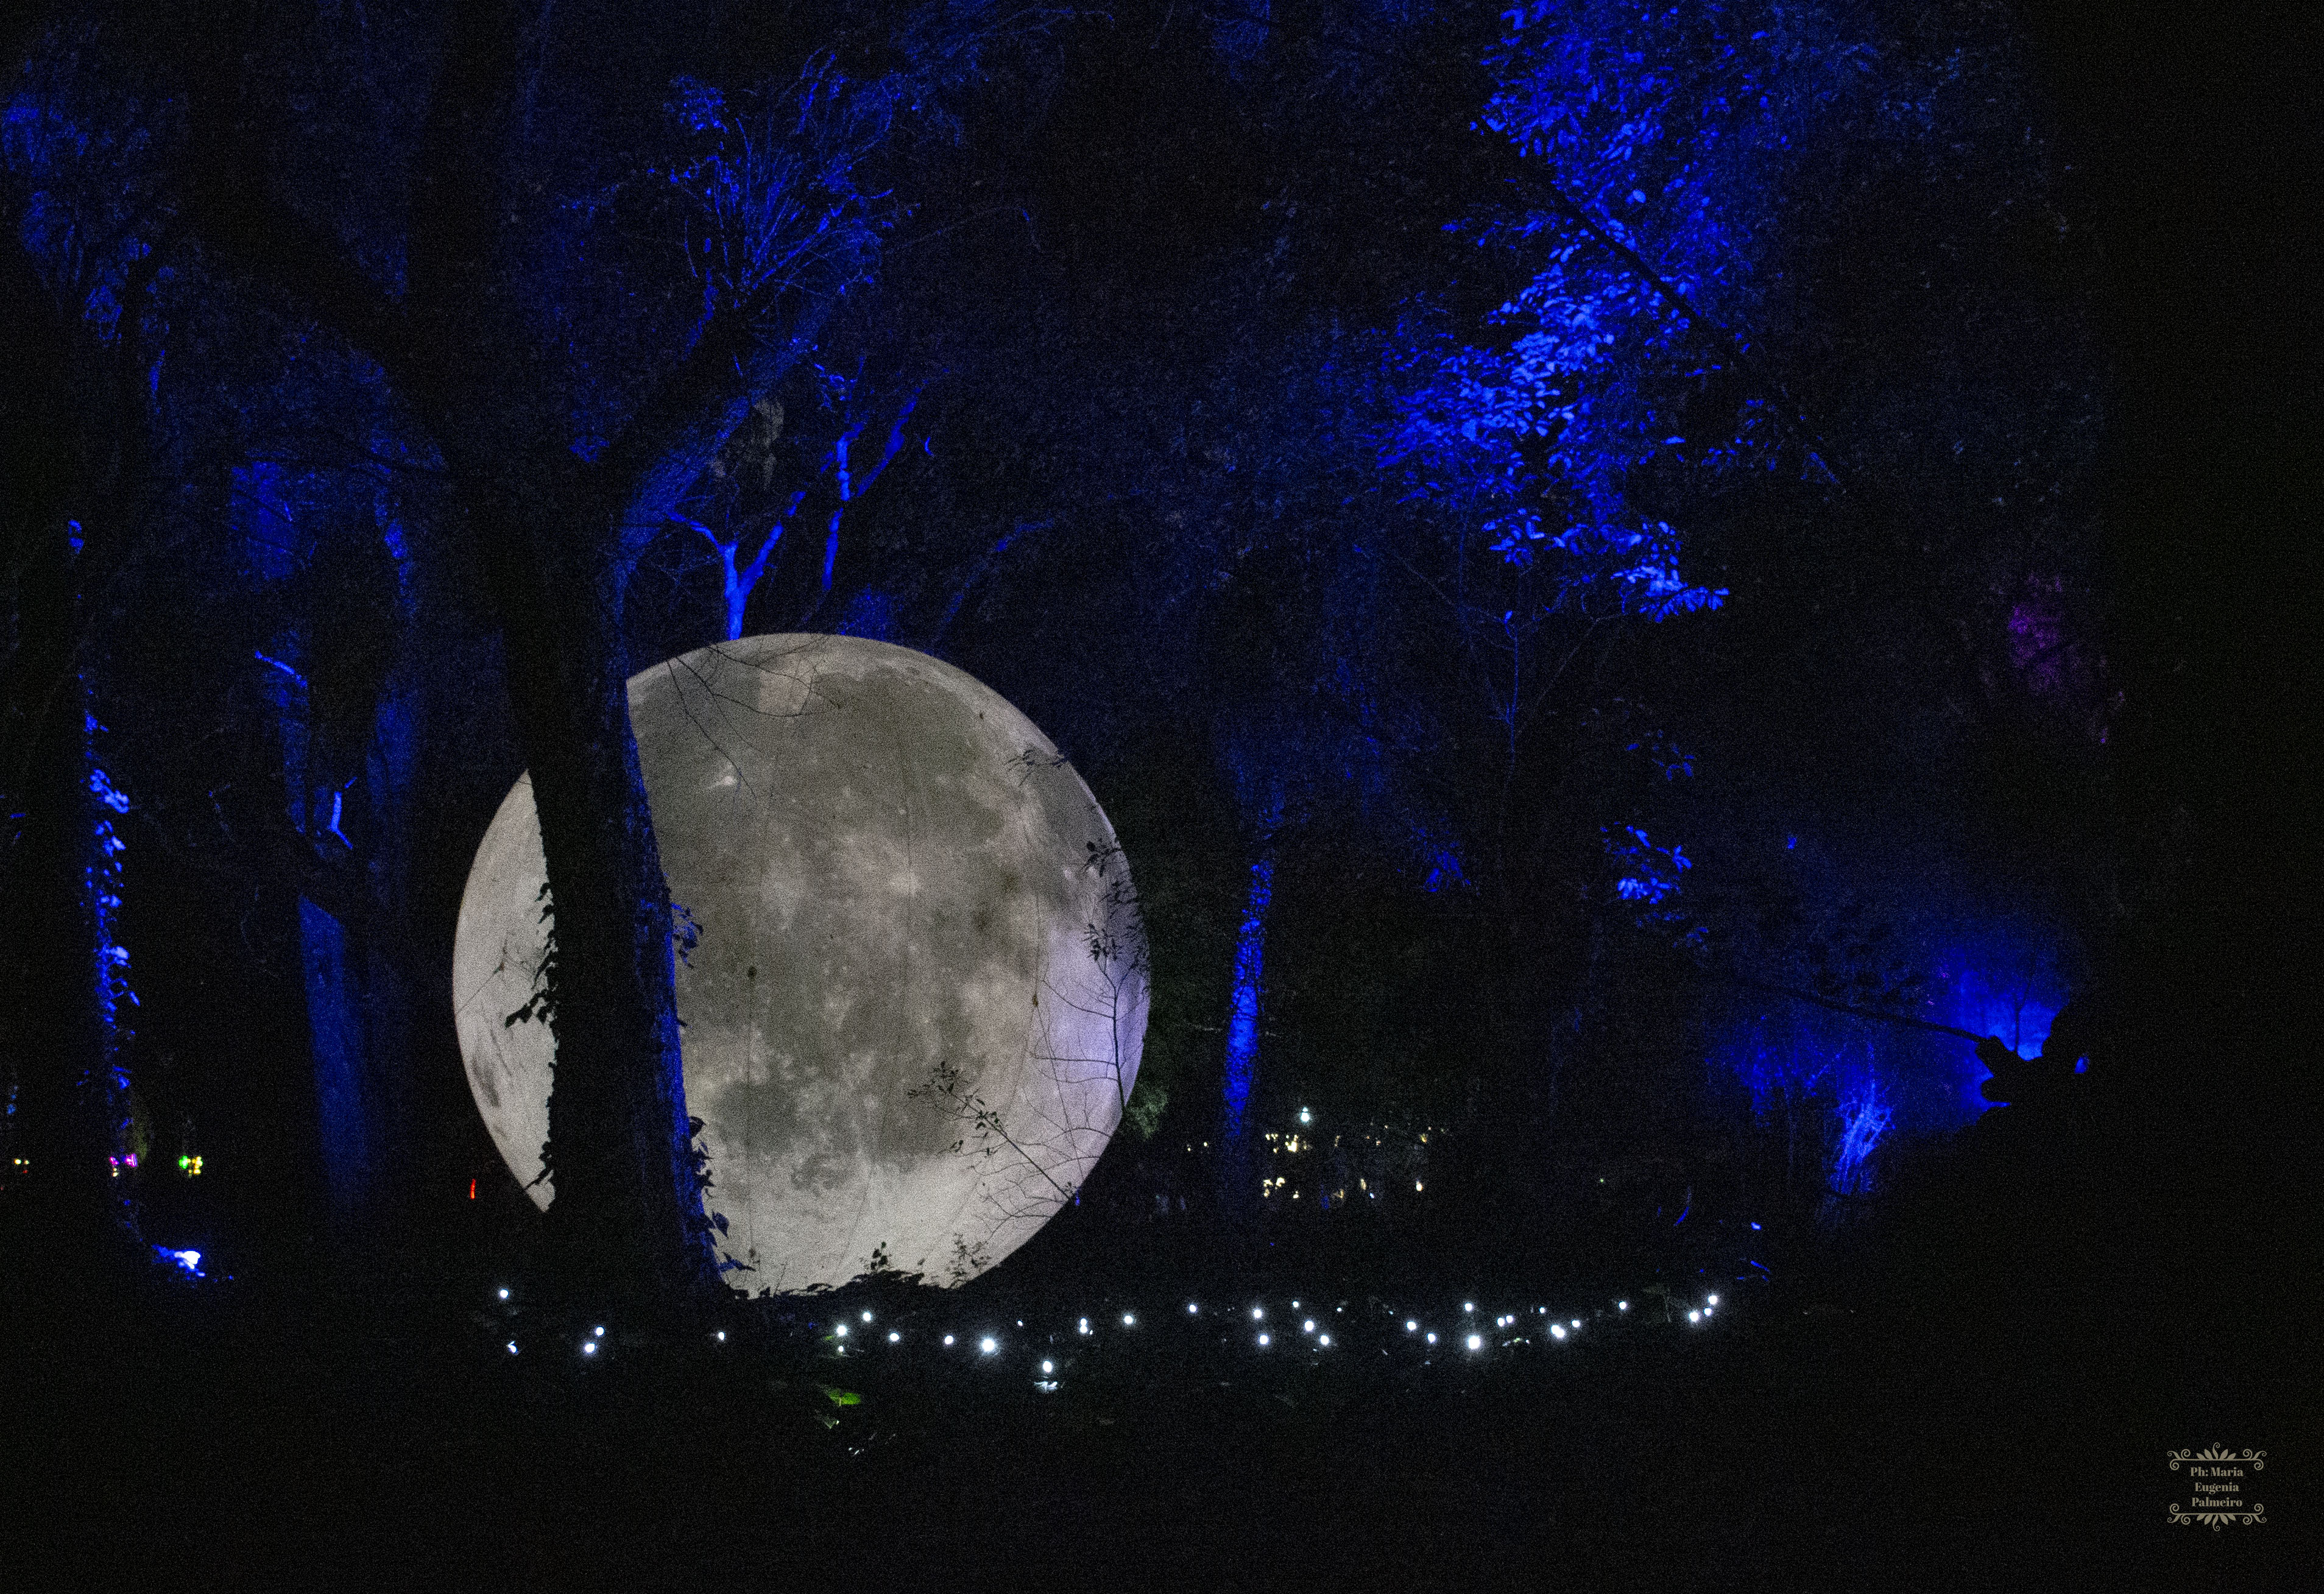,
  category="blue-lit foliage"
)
[1382,0,1877,626]
[1829,1070,1891,1196]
